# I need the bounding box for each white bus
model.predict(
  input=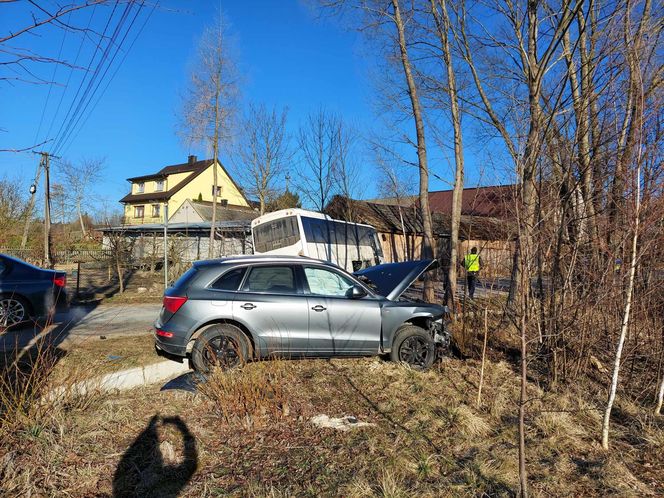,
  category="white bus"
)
[251,208,384,272]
